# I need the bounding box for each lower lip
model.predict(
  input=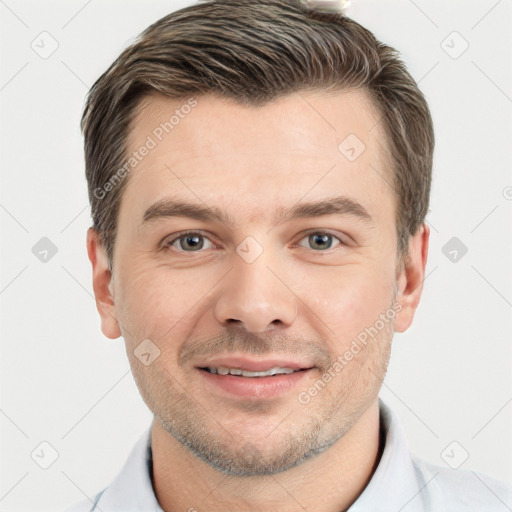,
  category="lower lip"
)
[197,368,312,399]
